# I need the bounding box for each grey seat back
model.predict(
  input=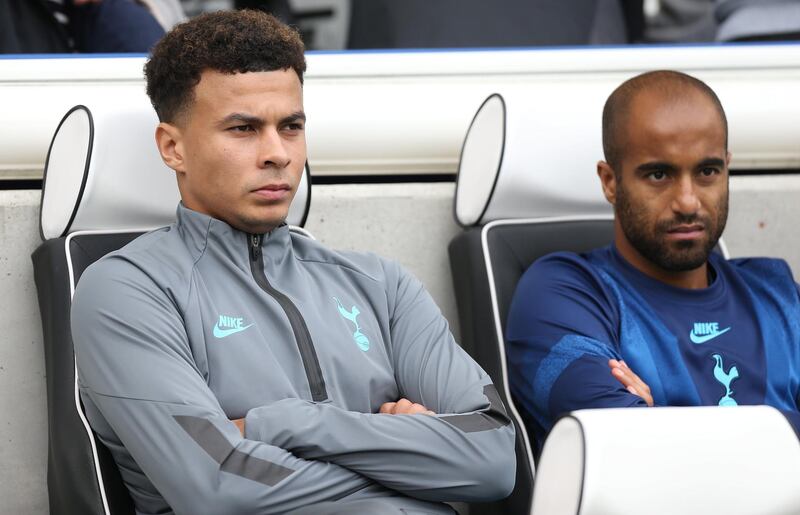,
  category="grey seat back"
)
[33,233,142,515]
[449,216,615,515]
